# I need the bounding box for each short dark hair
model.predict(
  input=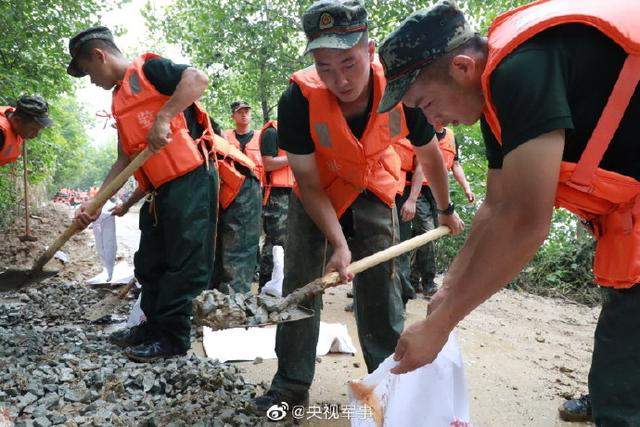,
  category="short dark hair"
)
[419,34,486,82]
[75,38,122,61]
